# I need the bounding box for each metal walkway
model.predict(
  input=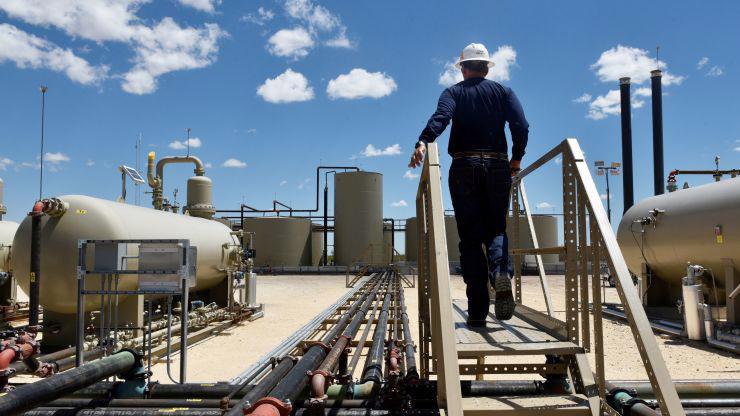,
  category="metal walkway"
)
[415,140,686,416]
